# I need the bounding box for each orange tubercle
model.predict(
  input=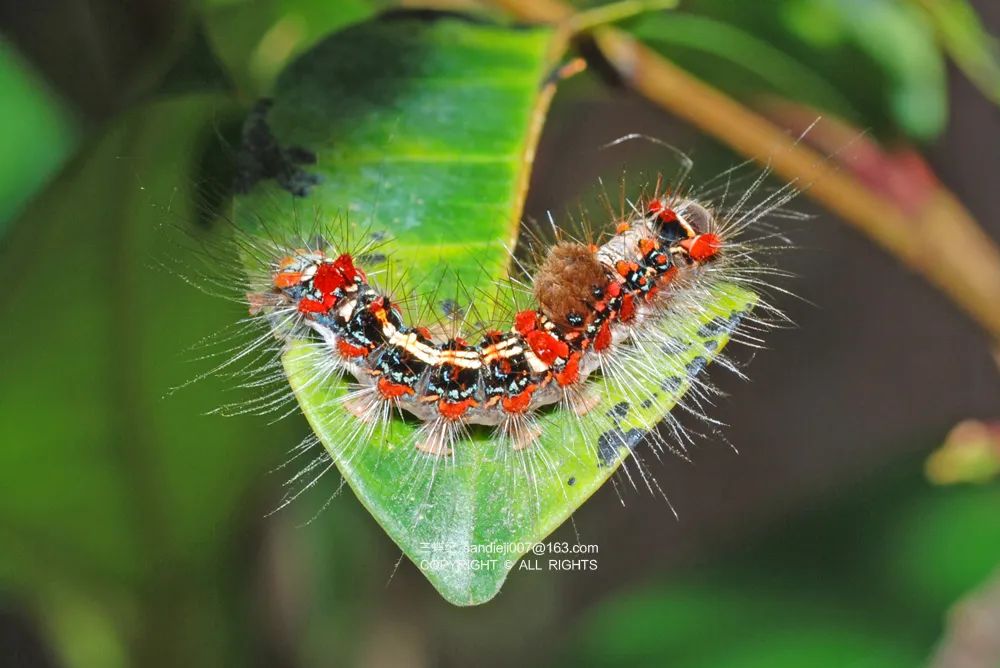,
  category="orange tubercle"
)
[553,352,581,386]
[438,398,477,421]
[525,330,569,365]
[377,377,414,399]
[274,271,303,288]
[684,233,722,262]
[619,293,636,321]
[298,293,335,314]
[514,310,538,336]
[337,340,370,358]
[593,320,612,352]
[501,387,535,414]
